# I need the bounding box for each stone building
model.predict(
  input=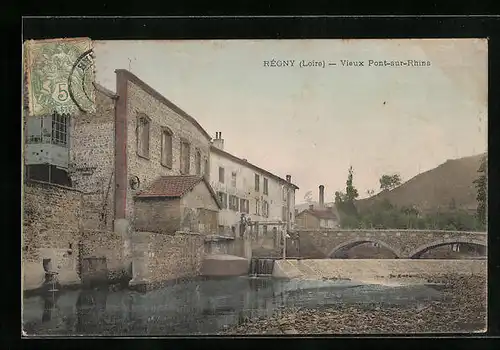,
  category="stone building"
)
[296,185,340,229]
[23,69,221,291]
[69,69,216,231]
[209,132,299,236]
[134,175,221,234]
